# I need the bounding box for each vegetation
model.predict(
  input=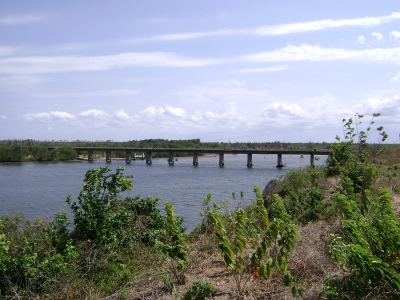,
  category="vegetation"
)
[209,186,302,296]
[1,113,400,299]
